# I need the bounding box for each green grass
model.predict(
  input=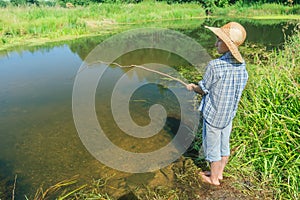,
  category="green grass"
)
[228,24,300,200]
[214,3,300,18]
[0,2,204,51]
[1,2,300,51]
